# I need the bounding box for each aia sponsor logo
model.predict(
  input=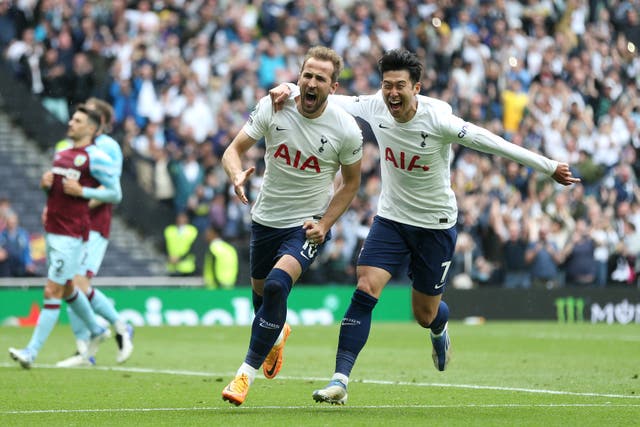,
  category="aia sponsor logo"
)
[274,143,321,172]
[384,147,429,171]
